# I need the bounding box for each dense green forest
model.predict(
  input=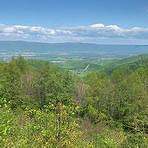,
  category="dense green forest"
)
[0,55,147,147]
